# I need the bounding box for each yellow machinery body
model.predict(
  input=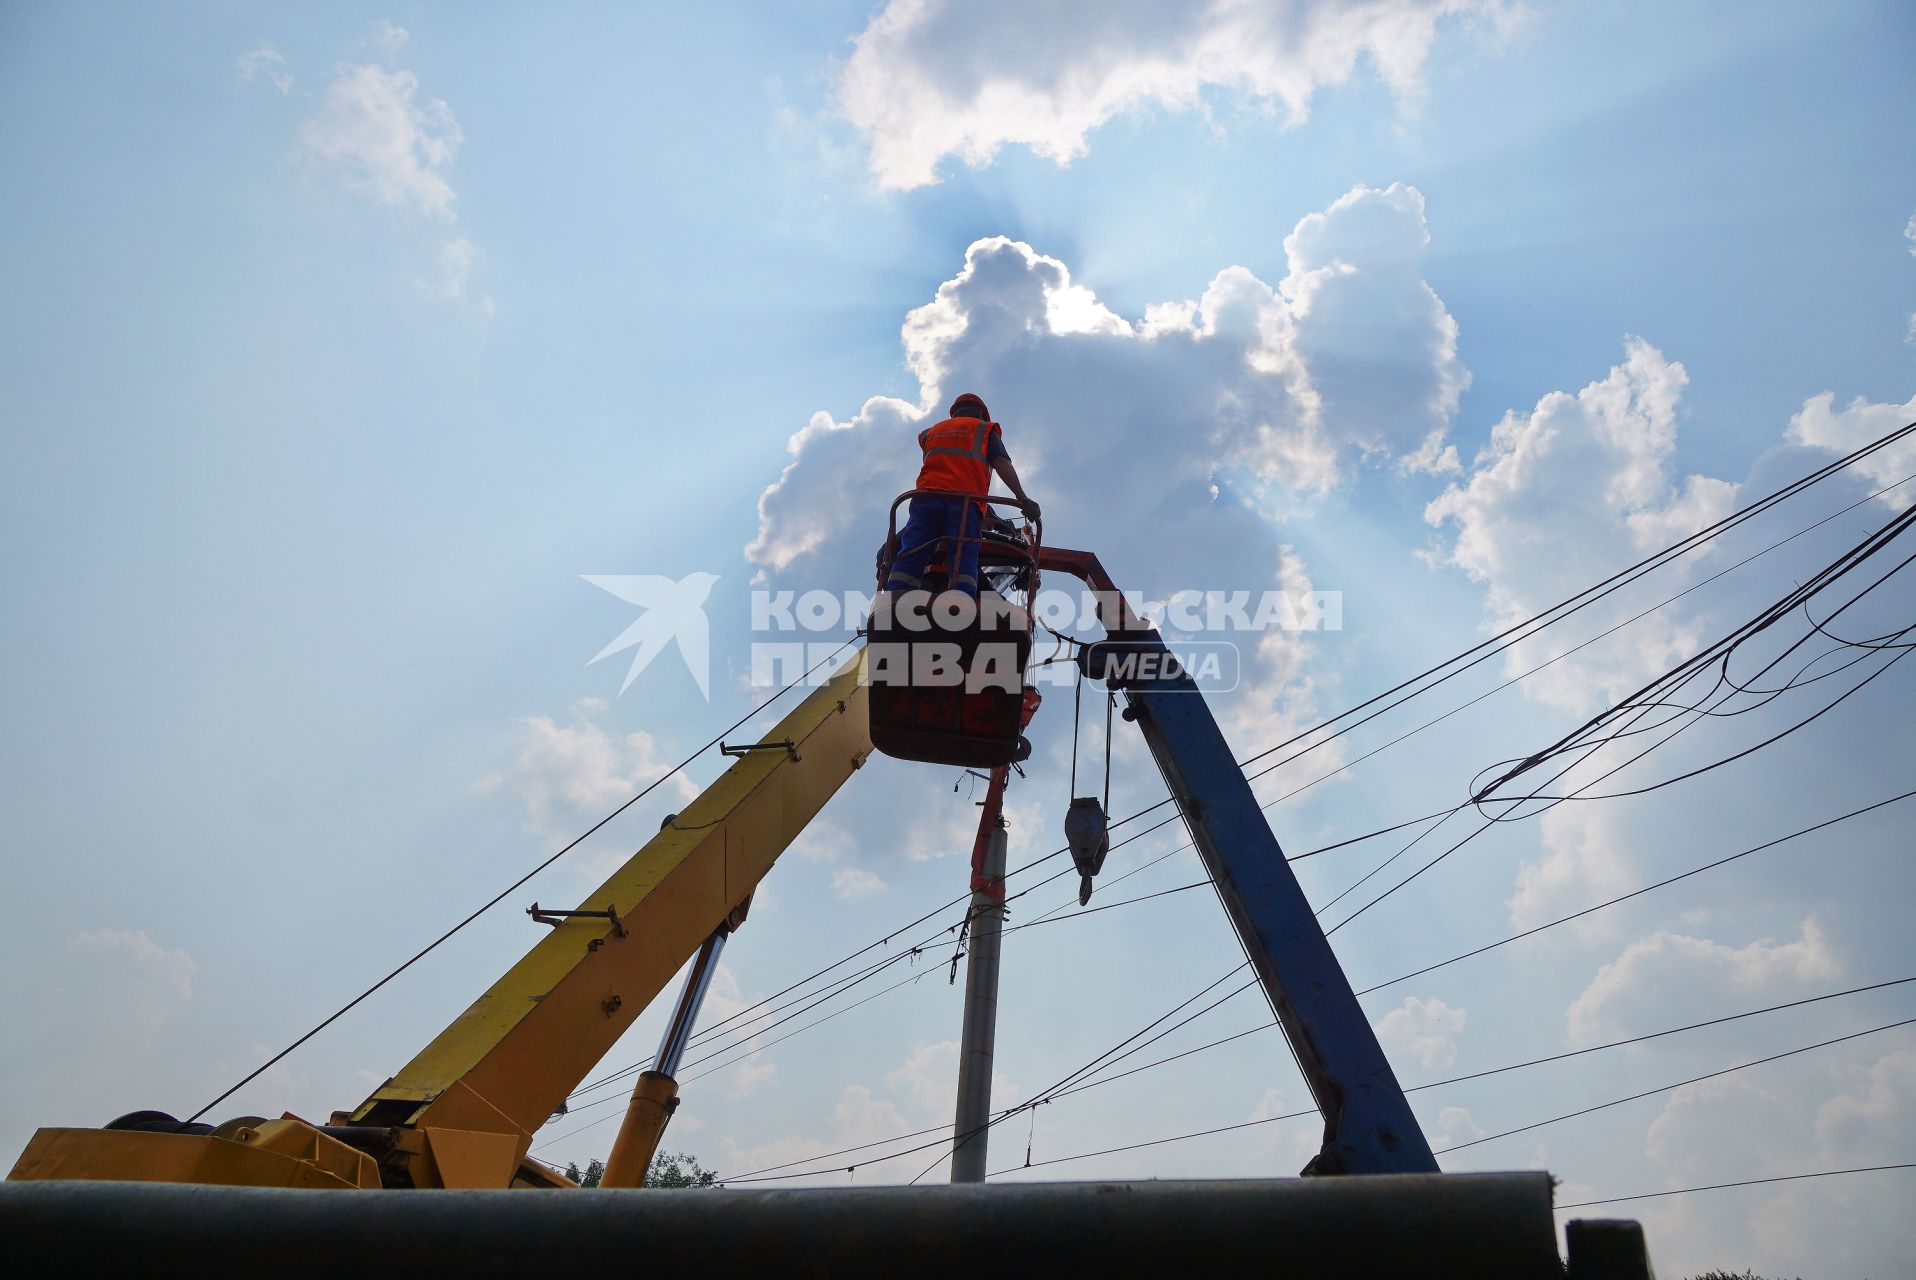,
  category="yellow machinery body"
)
[9,655,871,1190]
